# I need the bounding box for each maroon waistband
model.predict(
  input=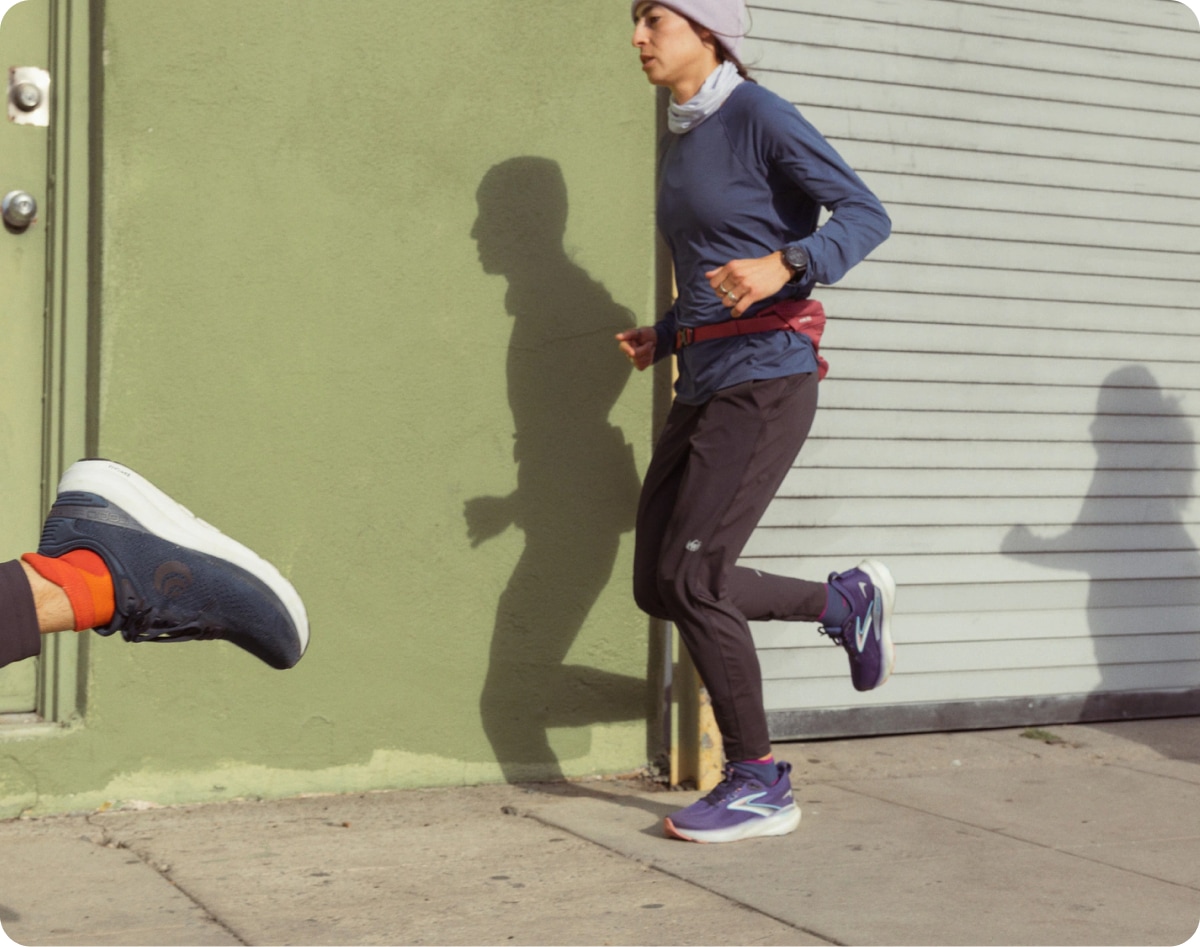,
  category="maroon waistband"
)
[674,298,829,380]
